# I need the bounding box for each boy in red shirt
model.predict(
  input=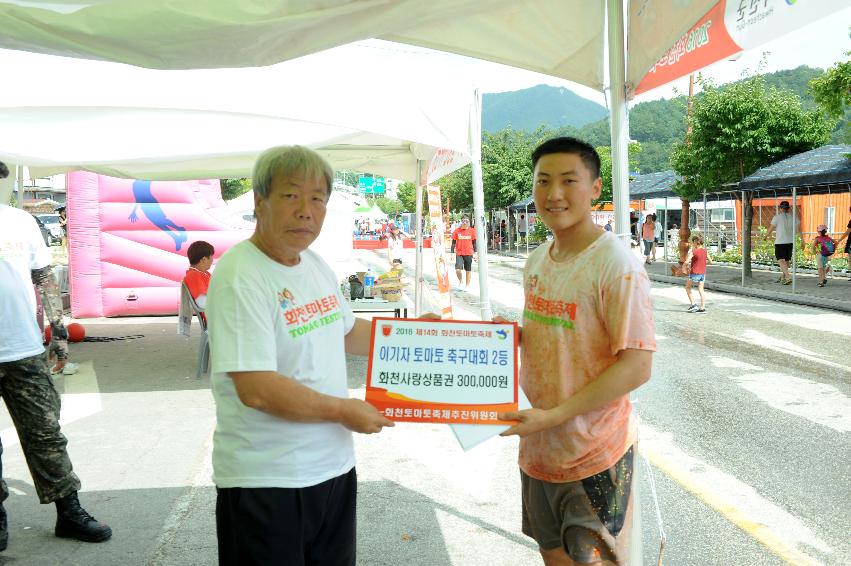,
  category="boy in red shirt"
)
[451,217,477,291]
[684,234,711,313]
[184,240,214,308]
